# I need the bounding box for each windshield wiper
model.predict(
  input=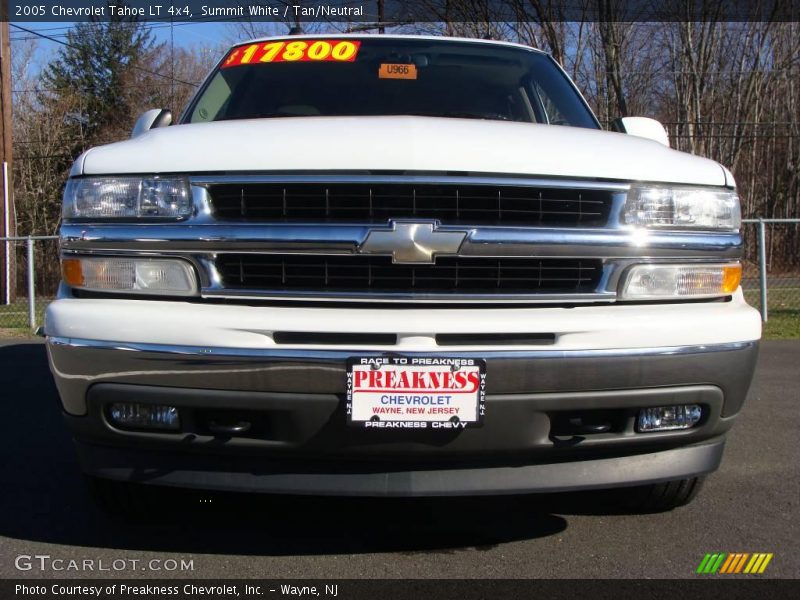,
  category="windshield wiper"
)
[395,111,513,121]
[215,112,518,122]
[217,112,308,121]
